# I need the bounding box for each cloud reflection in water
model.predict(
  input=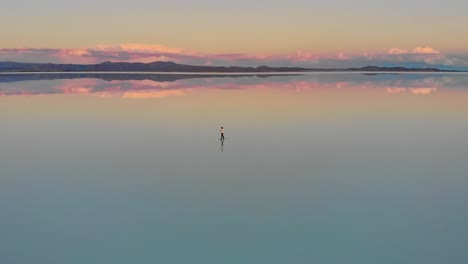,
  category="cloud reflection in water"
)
[0,73,467,98]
